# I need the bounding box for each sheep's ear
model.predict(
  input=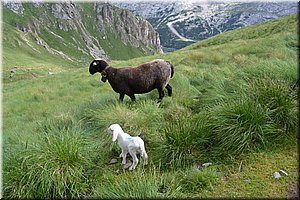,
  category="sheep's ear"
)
[112,130,118,142]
